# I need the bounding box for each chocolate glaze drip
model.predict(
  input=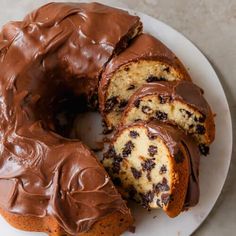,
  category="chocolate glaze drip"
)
[125,80,211,117]
[0,2,141,234]
[145,121,200,208]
